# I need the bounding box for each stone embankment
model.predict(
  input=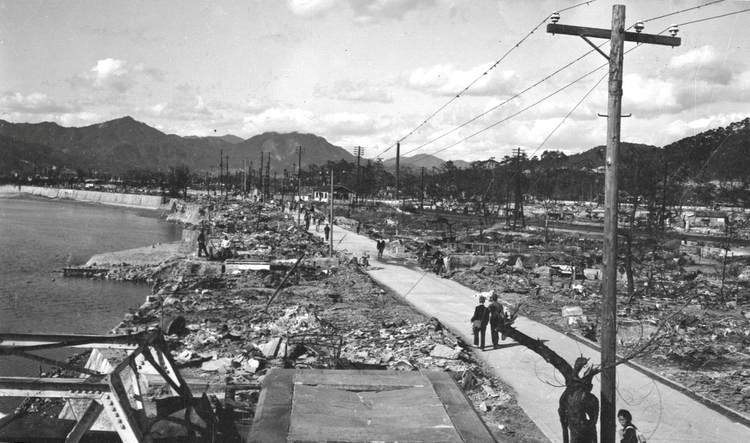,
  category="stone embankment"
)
[3,185,174,210]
